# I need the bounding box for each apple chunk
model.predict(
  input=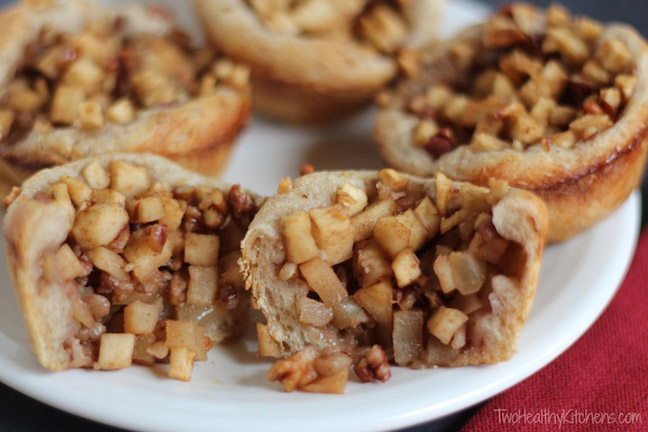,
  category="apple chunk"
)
[124,299,163,334]
[351,199,396,241]
[187,266,218,307]
[354,281,393,328]
[393,309,424,366]
[336,183,368,216]
[184,233,220,266]
[168,346,196,381]
[373,215,411,259]
[309,205,354,265]
[299,257,348,306]
[281,210,319,264]
[427,306,468,345]
[354,240,392,288]
[71,204,129,249]
[95,333,135,370]
[165,320,211,361]
[392,249,421,288]
[299,297,334,327]
[257,323,281,358]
